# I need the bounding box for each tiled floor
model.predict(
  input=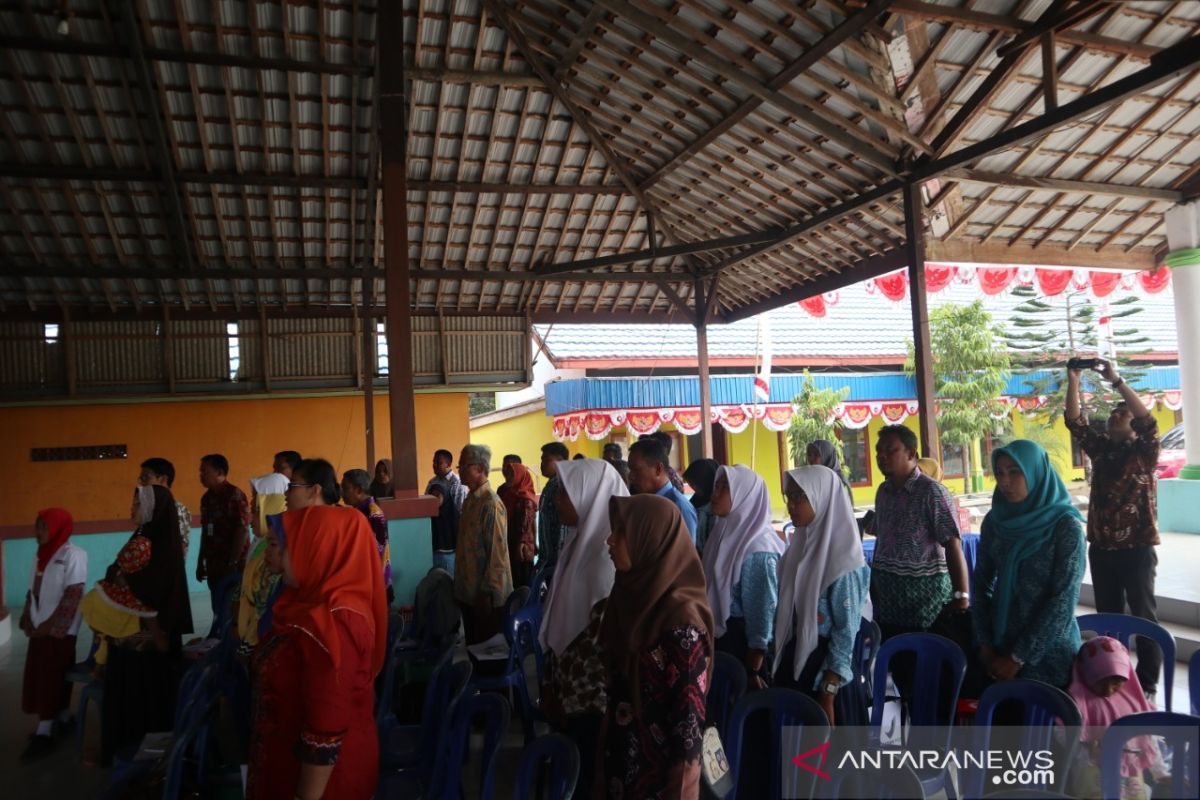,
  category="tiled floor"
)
[1,593,214,799]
